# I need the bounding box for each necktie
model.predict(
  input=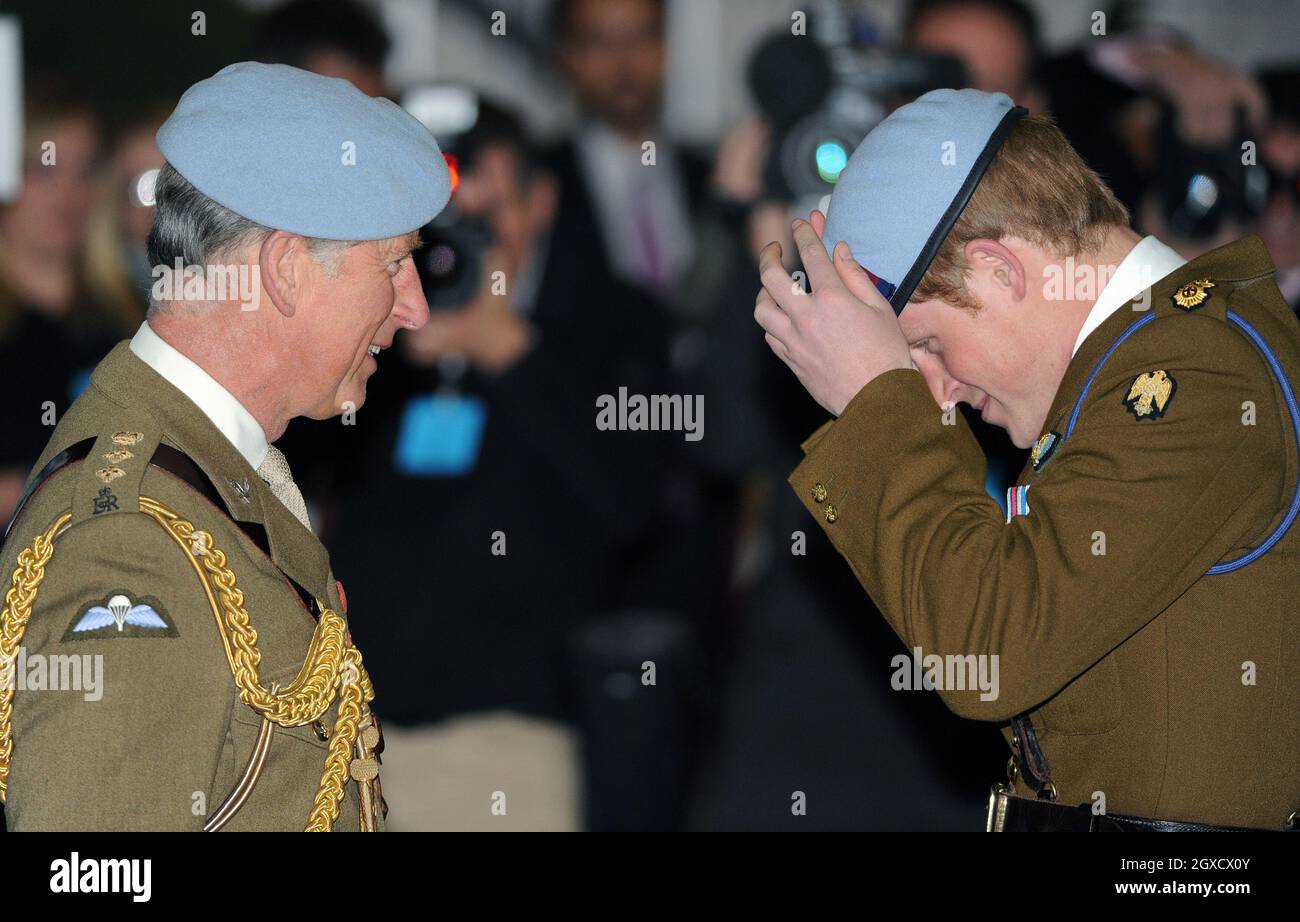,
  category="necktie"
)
[633,173,666,290]
[256,444,312,531]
